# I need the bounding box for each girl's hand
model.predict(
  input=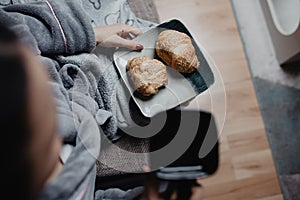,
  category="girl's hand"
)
[94,24,144,51]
